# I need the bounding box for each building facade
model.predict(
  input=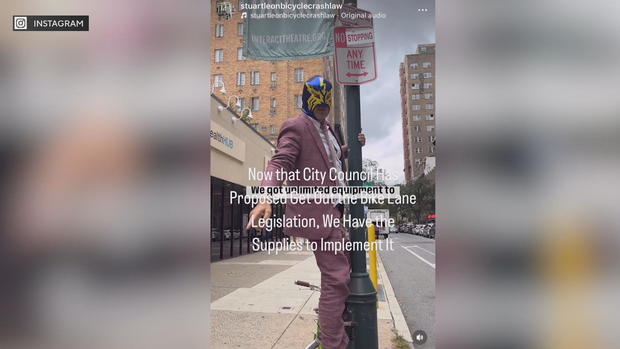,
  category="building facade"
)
[211,0,326,144]
[400,44,436,182]
[211,95,288,262]
[210,0,349,260]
